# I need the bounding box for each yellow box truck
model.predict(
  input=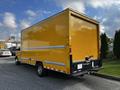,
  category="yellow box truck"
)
[0,41,6,49]
[15,8,102,77]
